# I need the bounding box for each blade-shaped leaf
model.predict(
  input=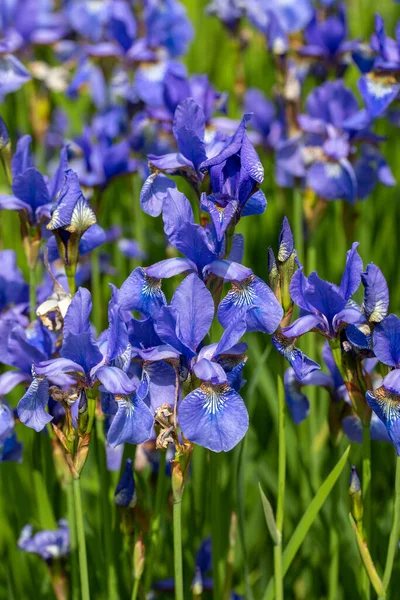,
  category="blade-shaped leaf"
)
[263,445,350,600]
[259,482,280,546]
[349,514,386,598]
